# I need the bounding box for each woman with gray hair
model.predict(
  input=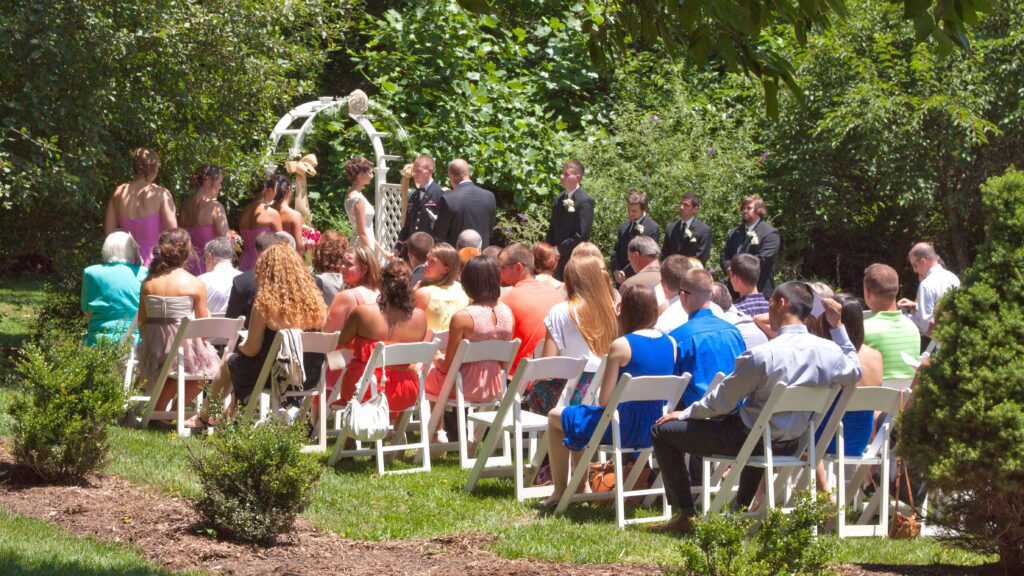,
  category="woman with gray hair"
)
[81,231,148,345]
